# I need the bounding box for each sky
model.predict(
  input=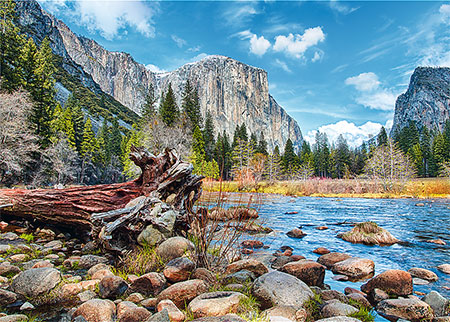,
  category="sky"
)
[38,0,450,147]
